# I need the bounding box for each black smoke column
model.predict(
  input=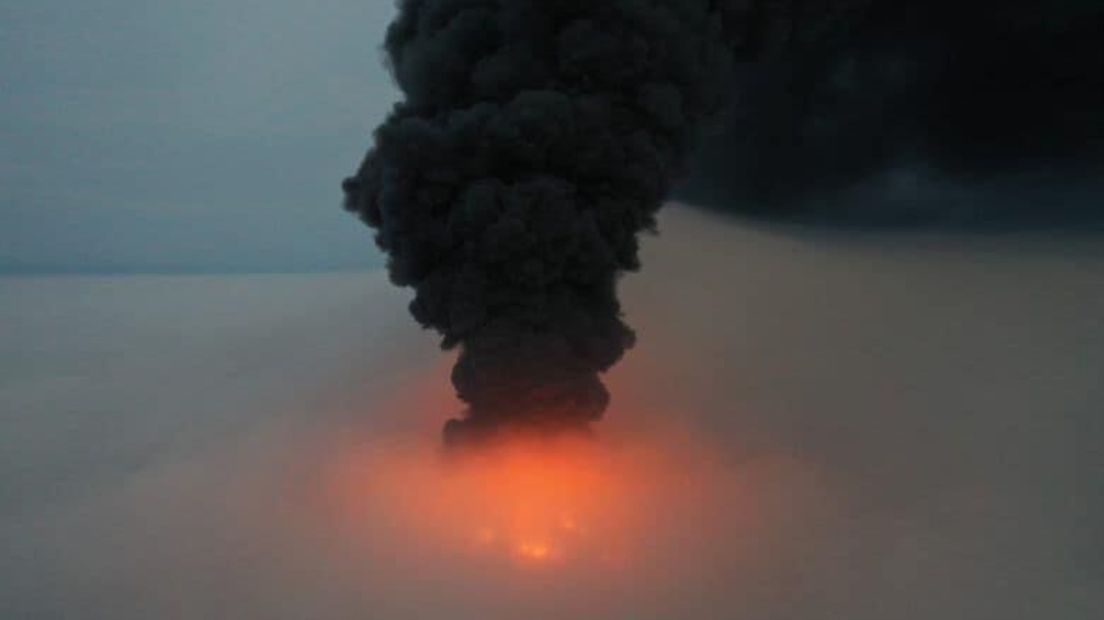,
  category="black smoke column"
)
[343,1,733,443]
